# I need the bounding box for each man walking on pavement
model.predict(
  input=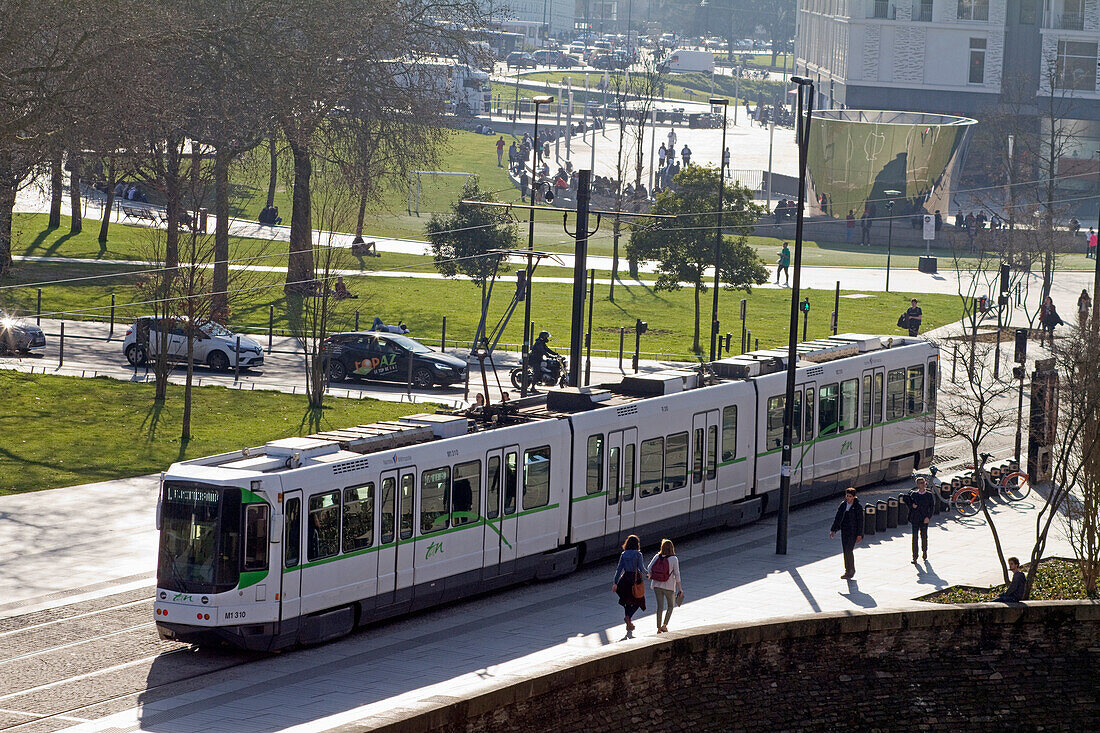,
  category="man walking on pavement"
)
[667,127,677,152]
[776,242,791,285]
[681,144,692,166]
[905,476,935,563]
[830,487,863,580]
